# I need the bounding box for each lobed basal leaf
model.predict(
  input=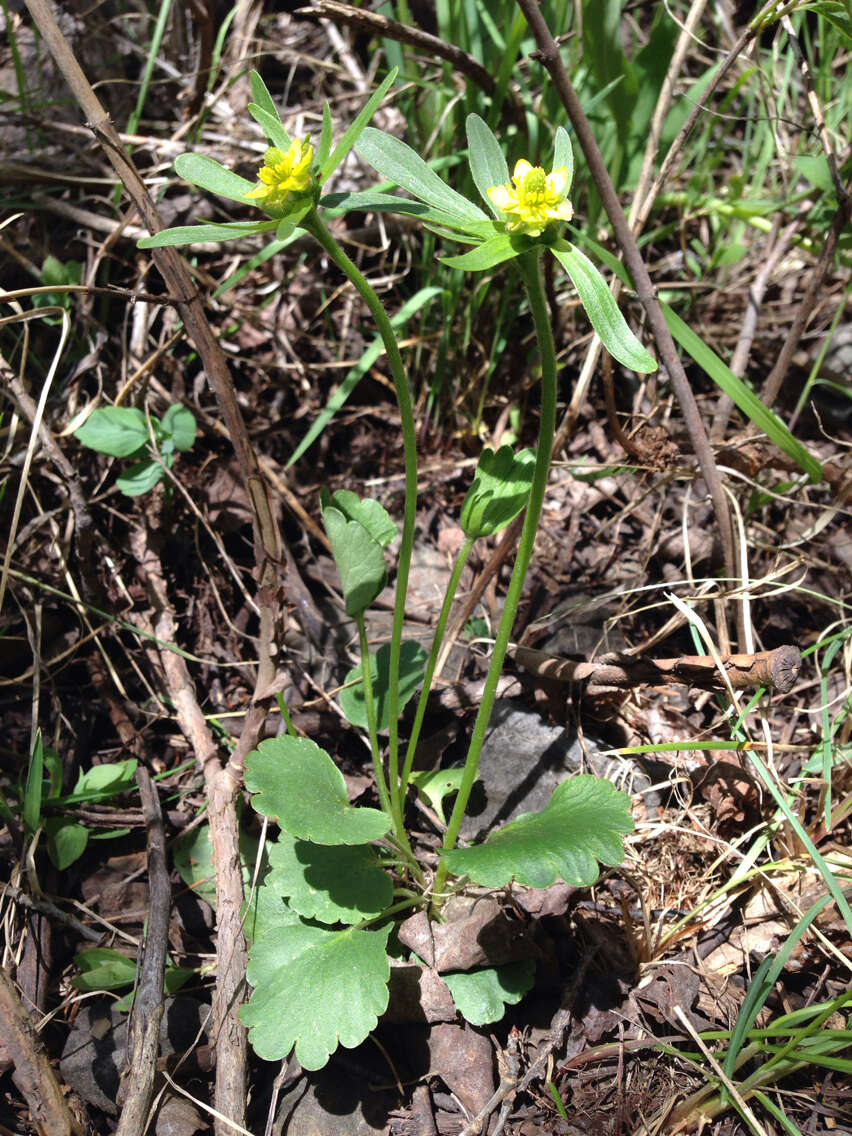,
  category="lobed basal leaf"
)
[442,774,634,889]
